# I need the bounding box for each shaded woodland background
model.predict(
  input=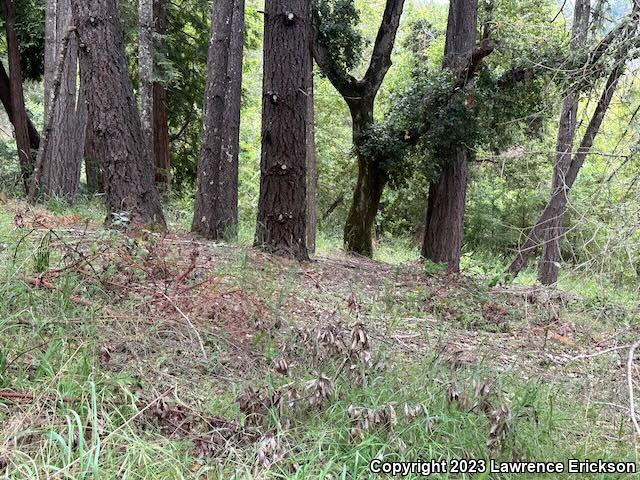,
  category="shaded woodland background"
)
[2,1,640,476]
[0,0,639,284]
